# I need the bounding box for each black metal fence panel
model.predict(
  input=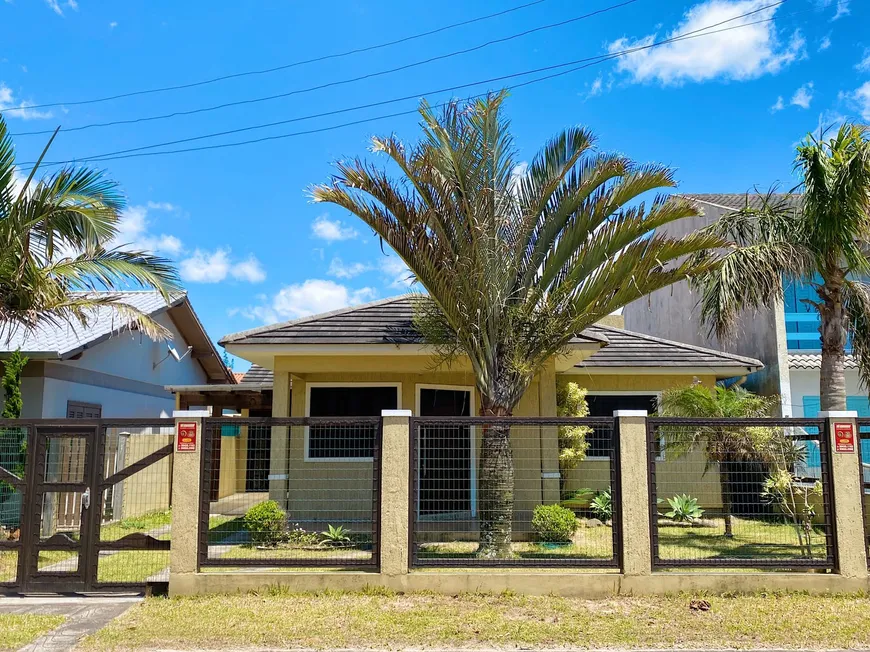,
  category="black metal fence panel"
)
[410,417,619,568]
[199,417,380,570]
[858,419,870,566]
[647,417,835,570]
[0,424,30,588]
